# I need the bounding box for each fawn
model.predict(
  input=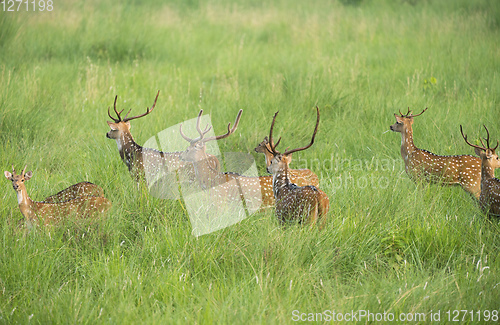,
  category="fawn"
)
[390,107,481,198]
[461,125,500,217]
[5,166,111,228]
